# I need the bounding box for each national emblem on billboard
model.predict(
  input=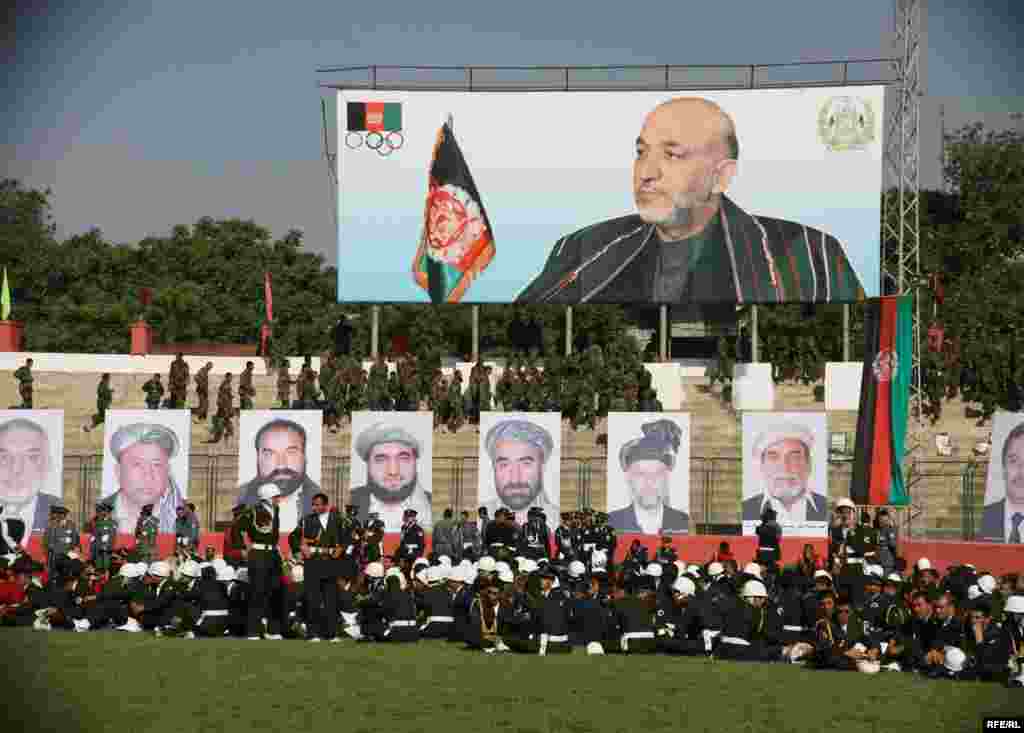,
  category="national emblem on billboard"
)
[817,96,877,152]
